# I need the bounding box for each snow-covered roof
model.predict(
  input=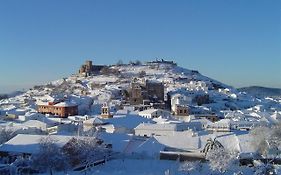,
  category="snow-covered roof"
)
[125,137,165,157]
[98,132,132,152]
[152,116,168,124]
[191,118,213,126]
[0,134,73,154]
[135,123,180,131]
[236,133,257,153]
[84,117,104,125]
[199,132,256,154]
[54,101,77,107]
[139,109,160,115]
[272,112,281,120]
[206,119,231,129]
[138,109,170,116]
[155,131,199,151]
[103,115,153,129]
[22,120,48,128]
